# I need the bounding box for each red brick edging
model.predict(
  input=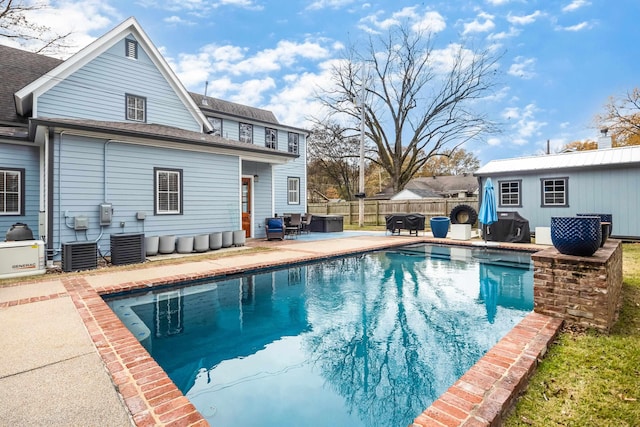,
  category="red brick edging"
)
[412,312,563,427]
